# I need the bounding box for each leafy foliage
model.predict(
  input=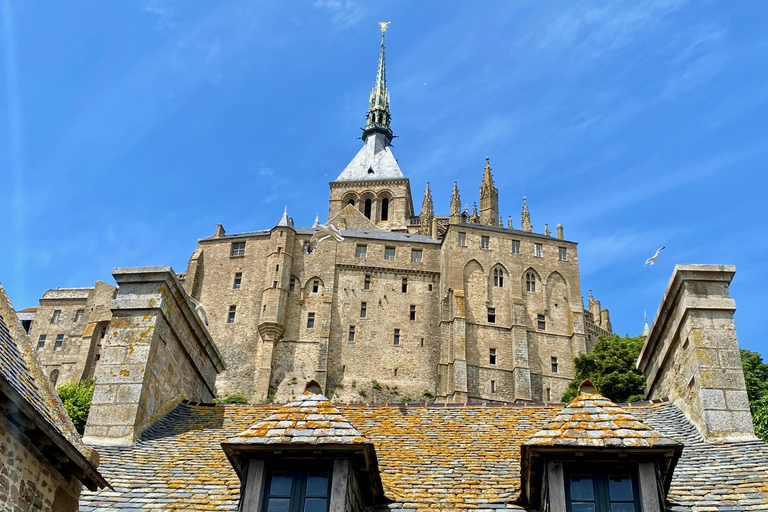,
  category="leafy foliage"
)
[213,392,249,404]
[740,349,768,442]
[56,379,95,436]
[562,335,646,403]
[751,397,768,442]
